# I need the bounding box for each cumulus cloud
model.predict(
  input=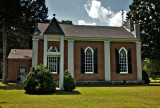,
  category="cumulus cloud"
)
[84,0,127,26]
[78,20,96,25]
[108,11,127,26]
